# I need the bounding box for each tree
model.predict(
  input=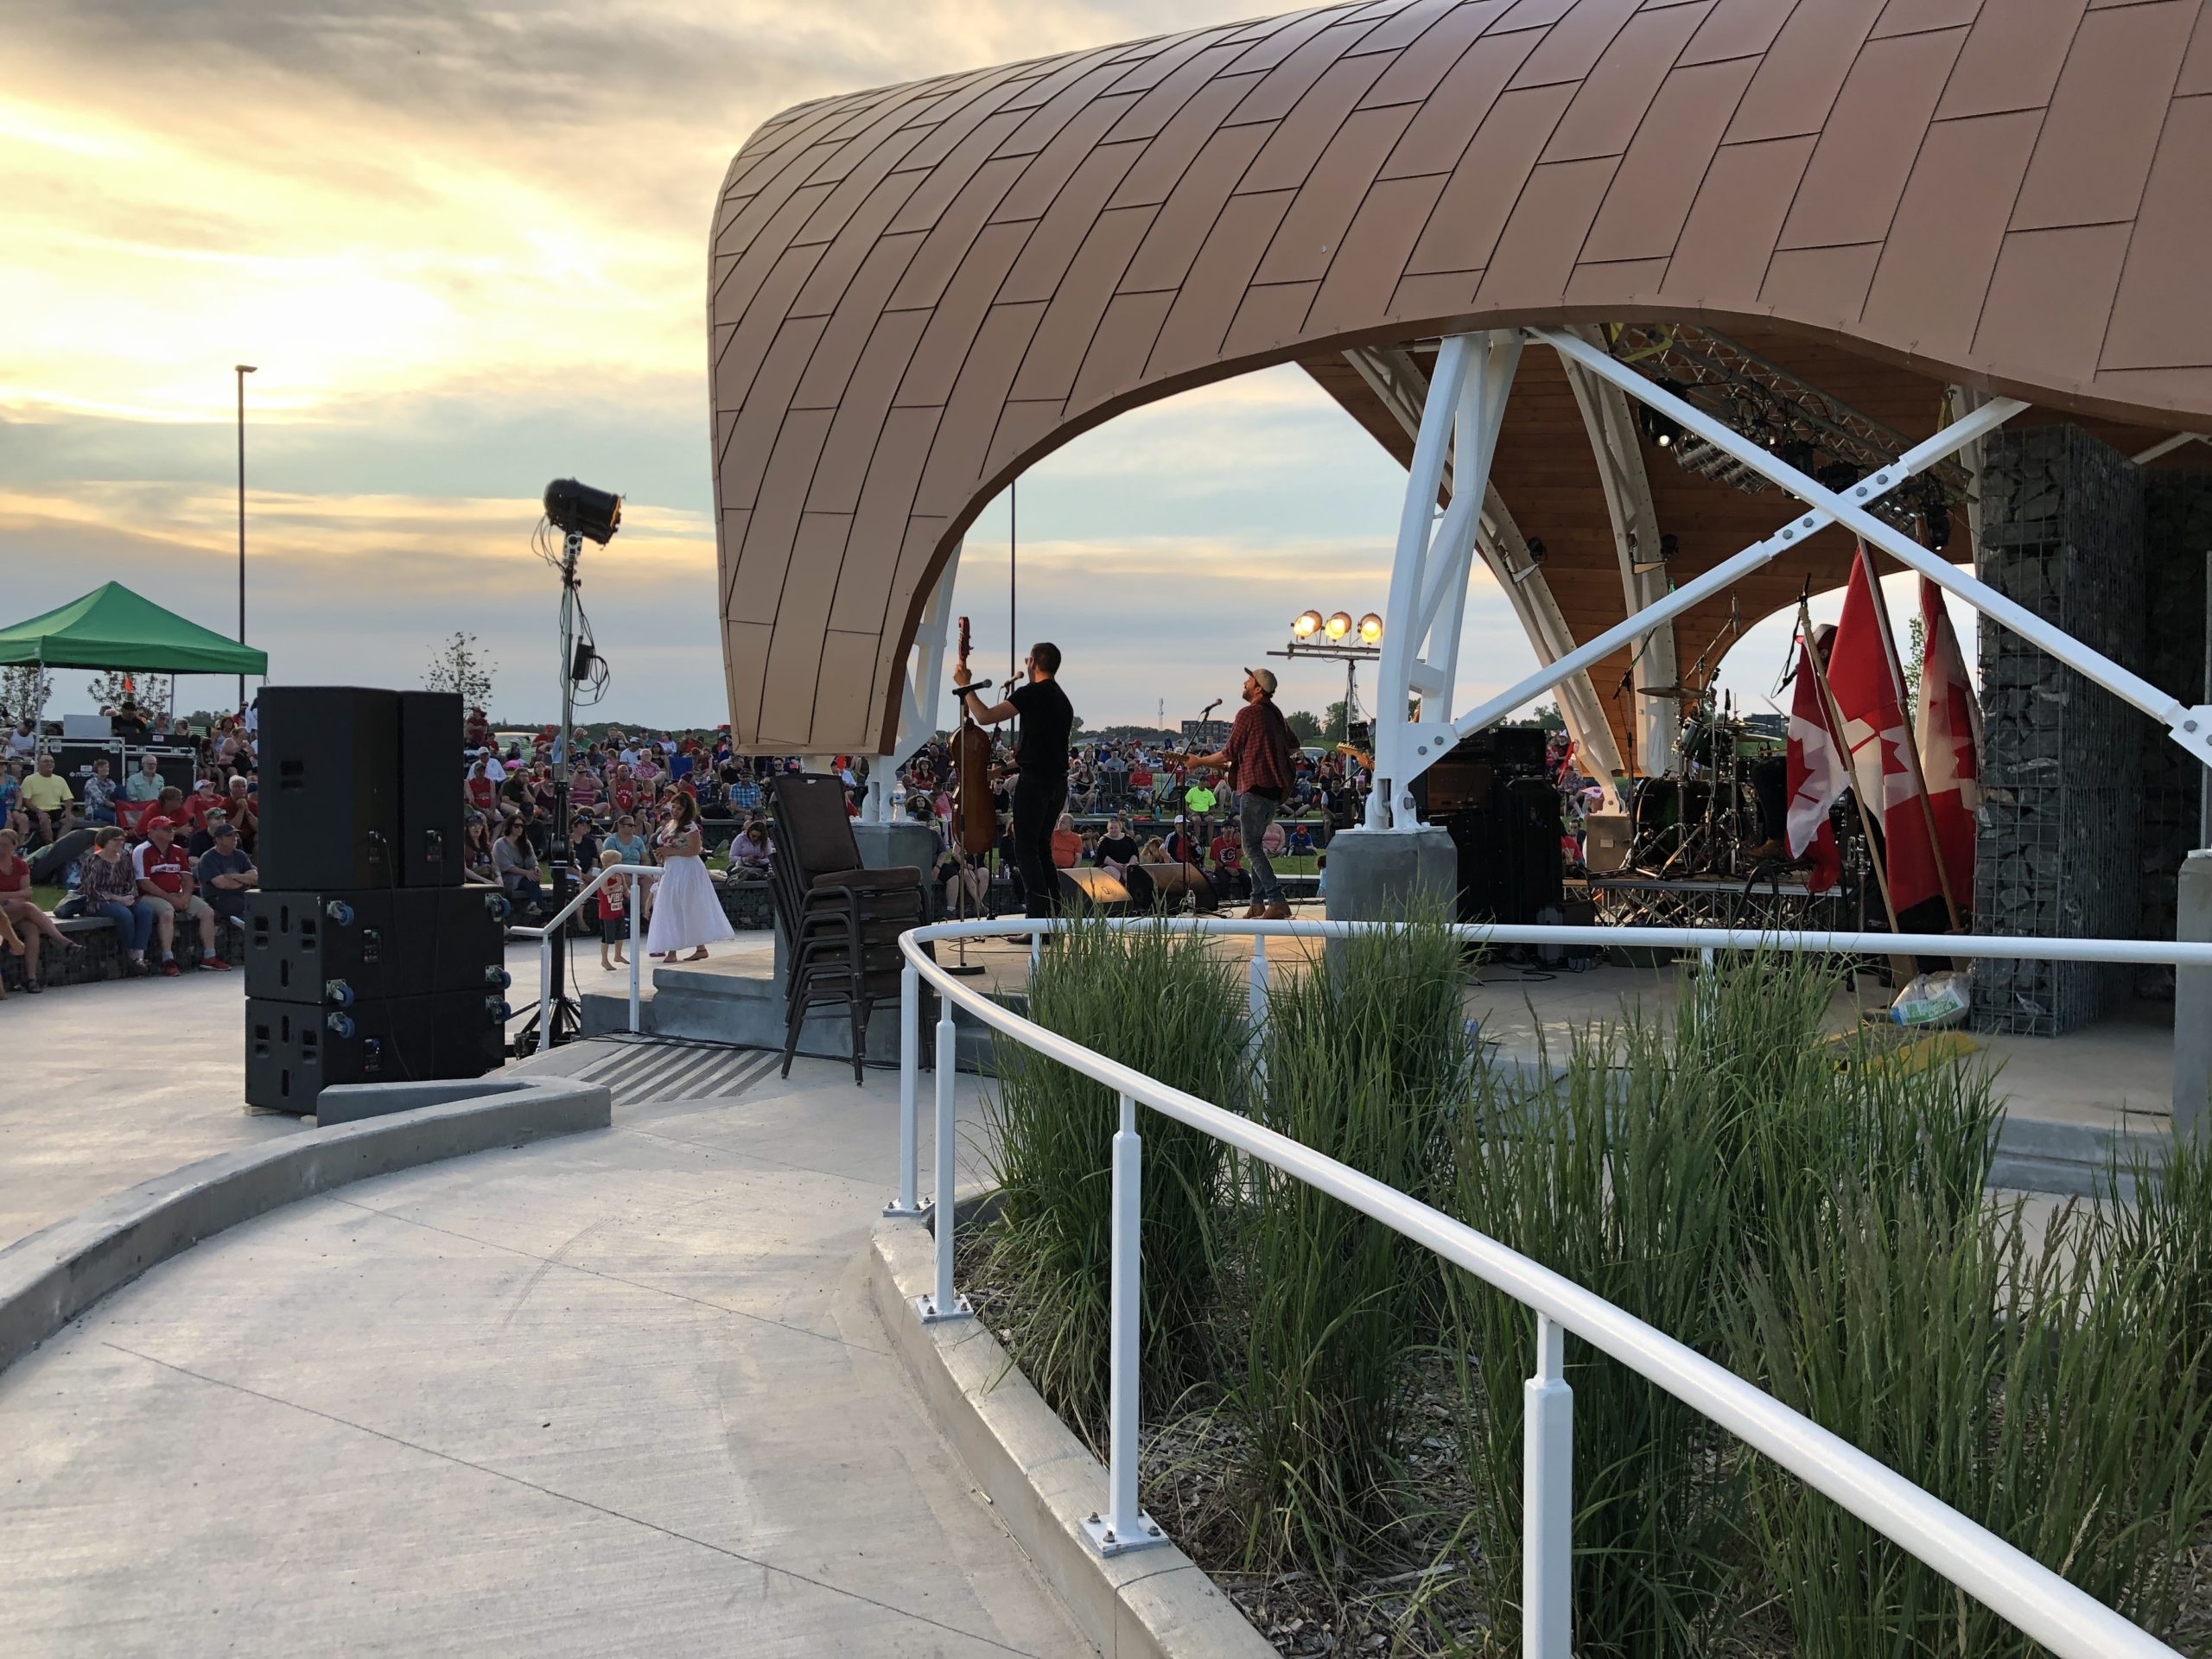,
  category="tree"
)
[1284,709,1323,744]
[1323,700,1351,746]
[1,665,51,729]
[1506,702,1567,731]
[424,632,497,708]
